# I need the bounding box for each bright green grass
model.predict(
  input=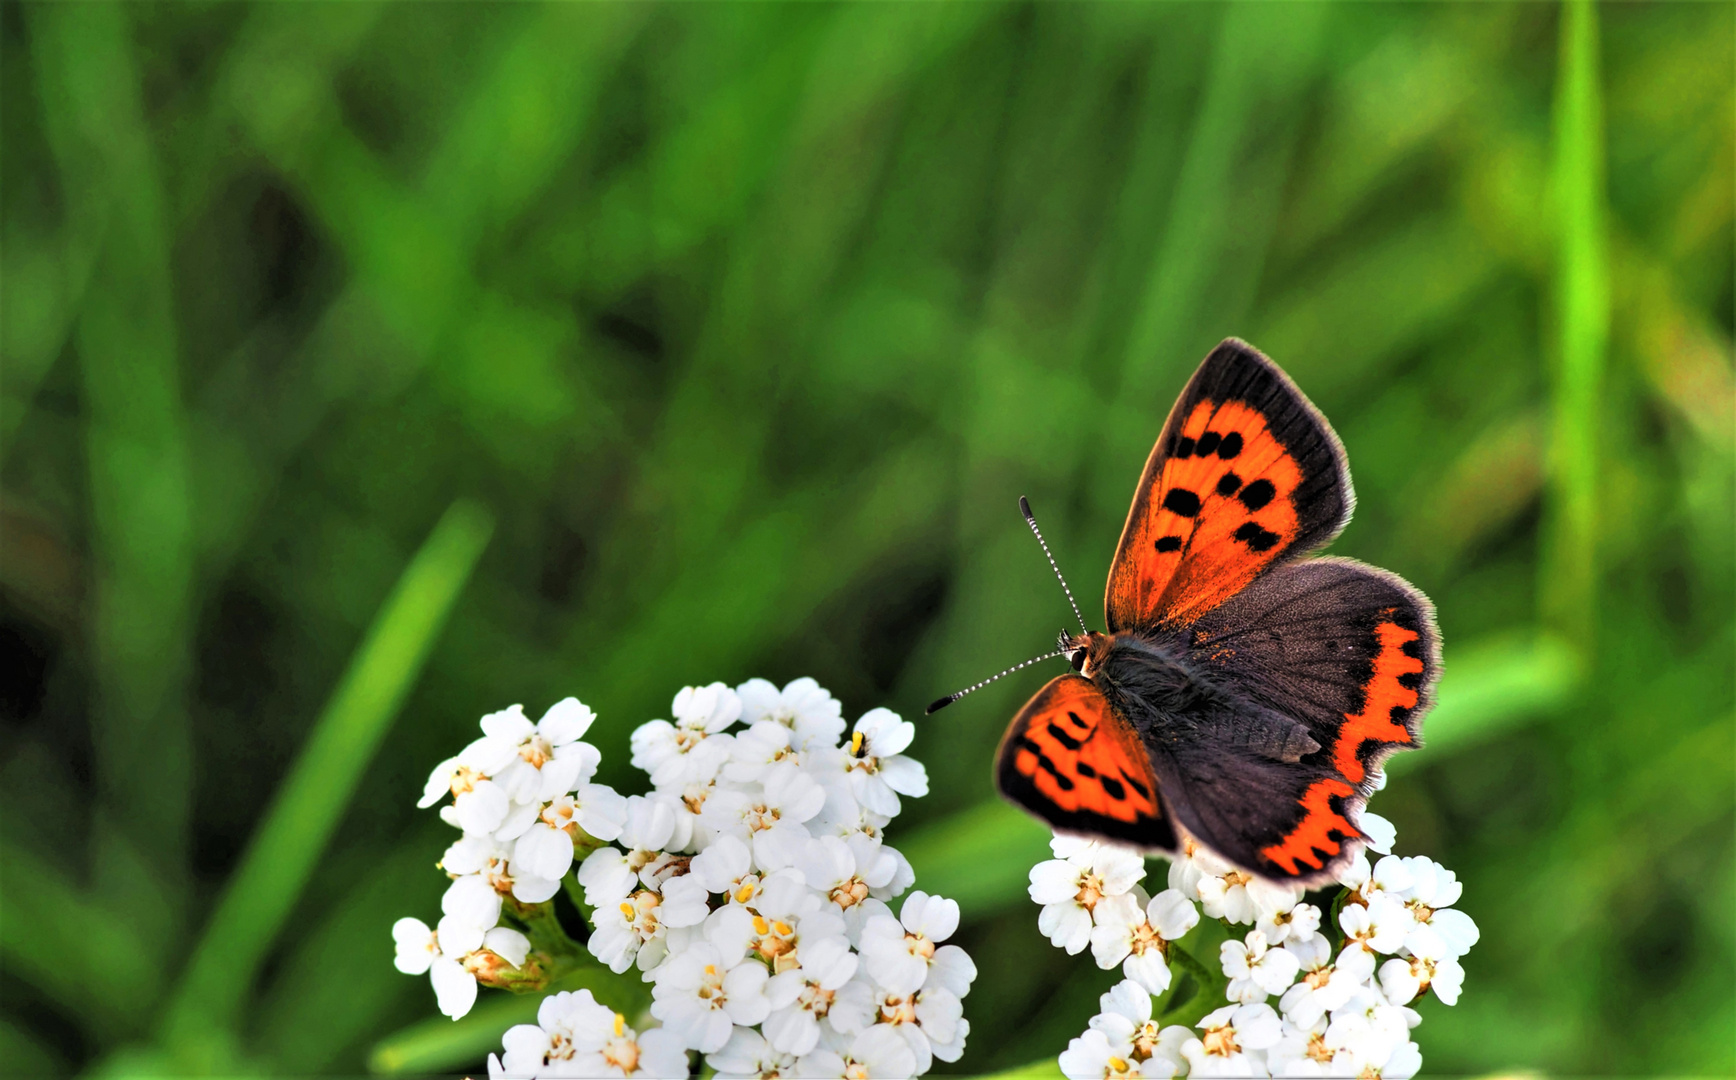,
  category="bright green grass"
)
[1,2,1730,1076]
